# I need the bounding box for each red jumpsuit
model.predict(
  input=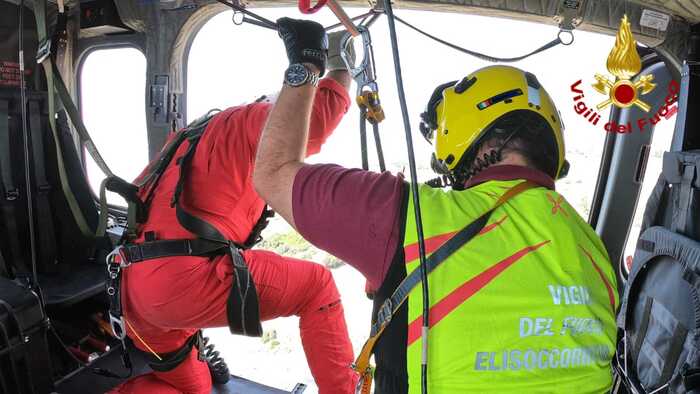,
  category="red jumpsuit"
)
[109,79,356,394]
